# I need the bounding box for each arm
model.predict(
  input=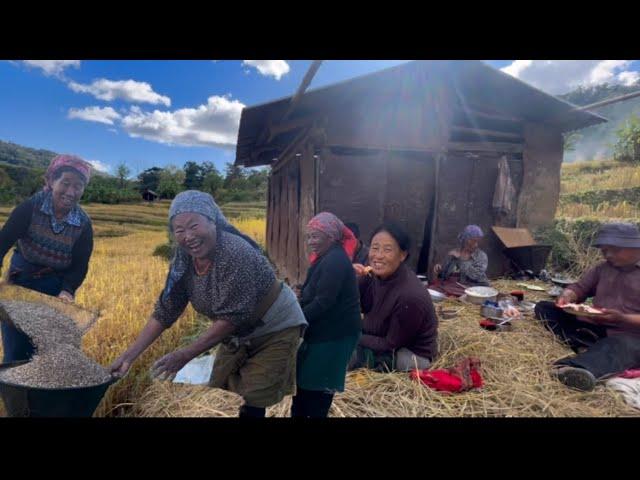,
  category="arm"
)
[563,265,600,305]
[60,222,94,298]
[458,251,488,283]
[0,199,33,273]
[109,316,167,377]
